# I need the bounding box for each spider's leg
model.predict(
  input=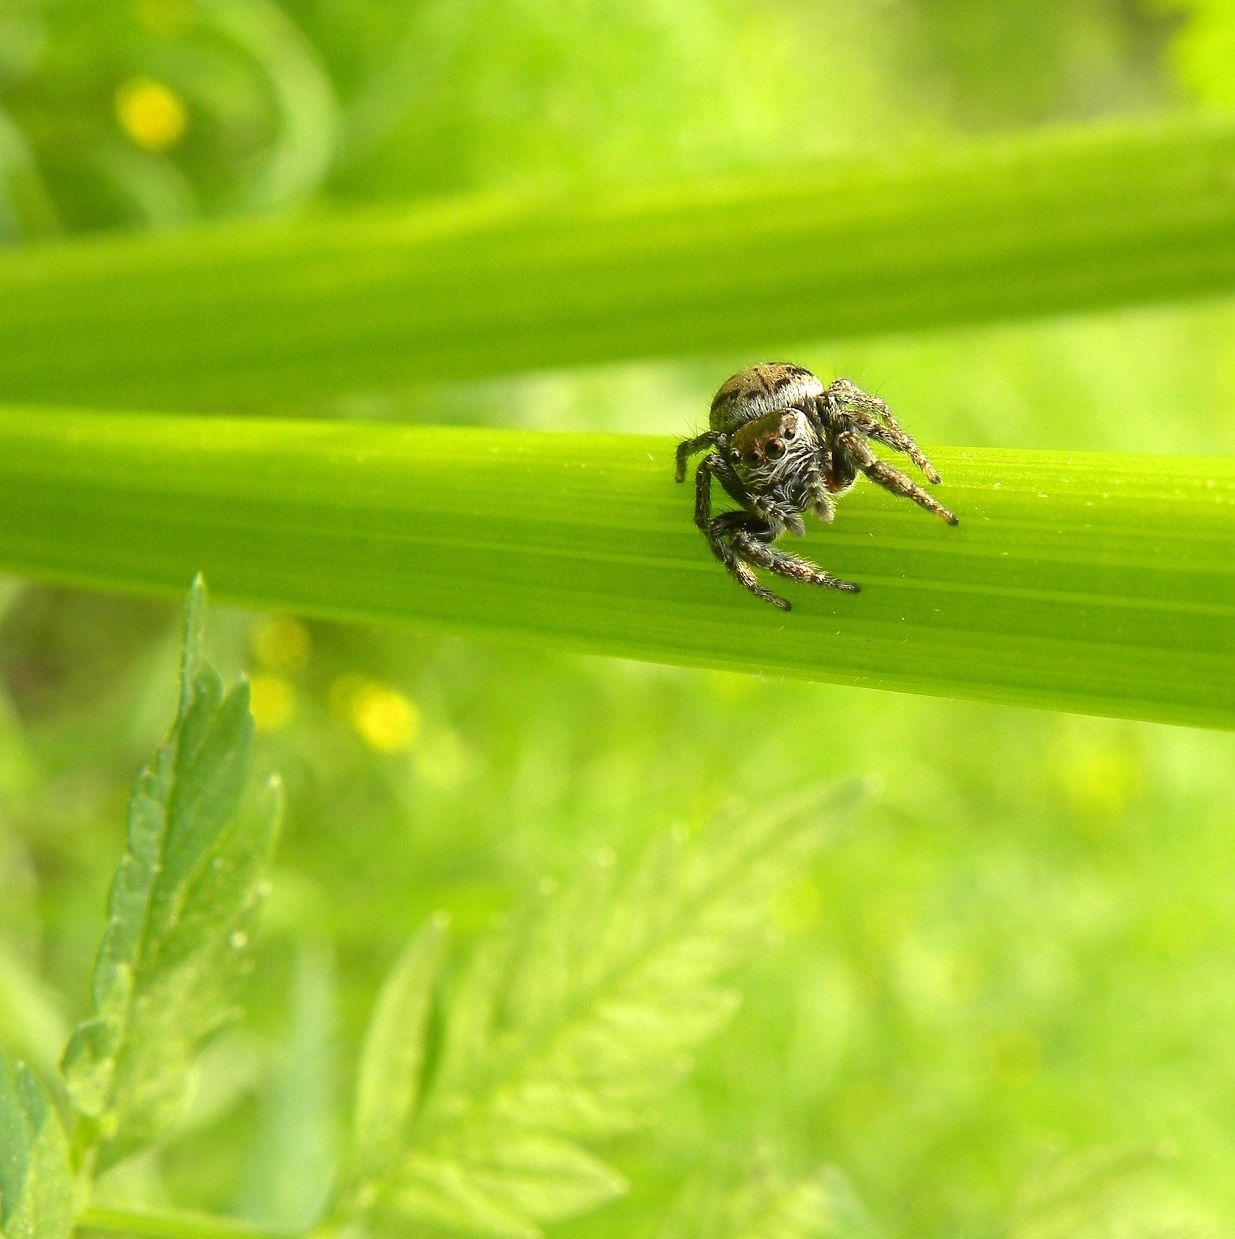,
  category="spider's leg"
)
[838,431,958,524]
[676,431,721,483]
[847,410,943,484]
[820,383,943,484]
[694,452,718,531]
[693,473,790,609]
[728,516,860,596]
